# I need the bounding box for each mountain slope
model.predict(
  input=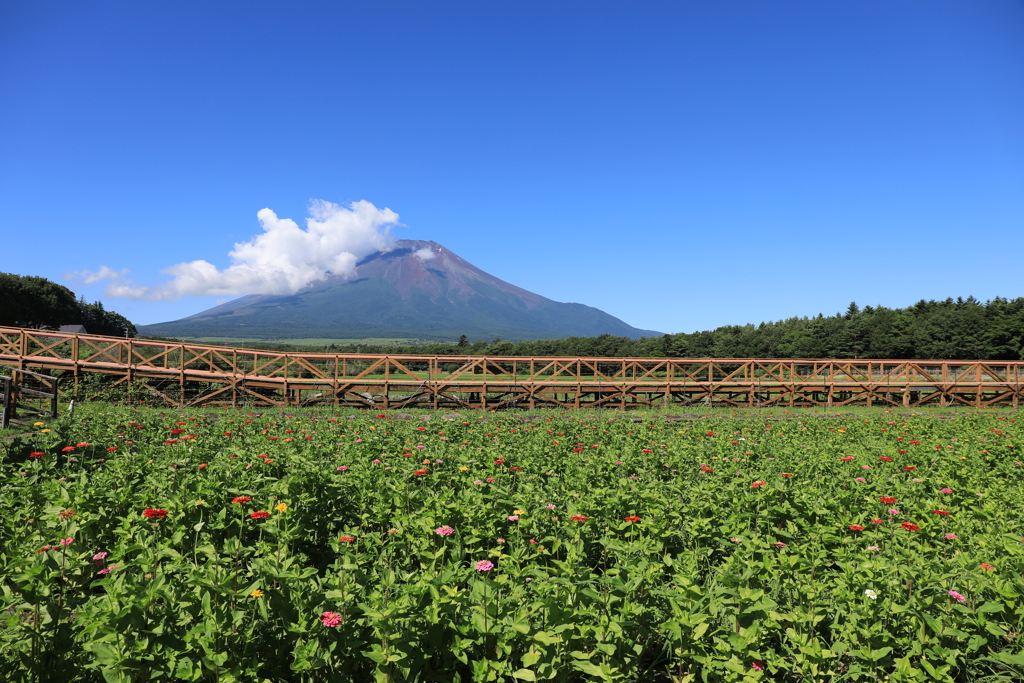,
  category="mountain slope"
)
[139,240,662,341]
